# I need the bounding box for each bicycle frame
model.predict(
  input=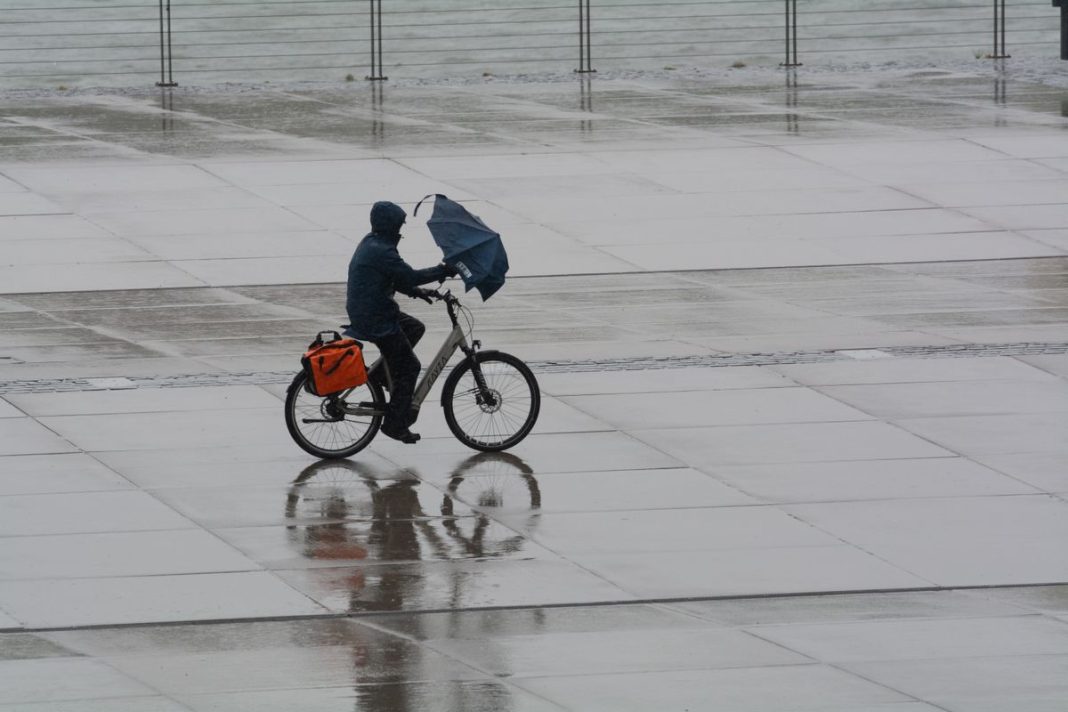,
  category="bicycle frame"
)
[340,292,480,417]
